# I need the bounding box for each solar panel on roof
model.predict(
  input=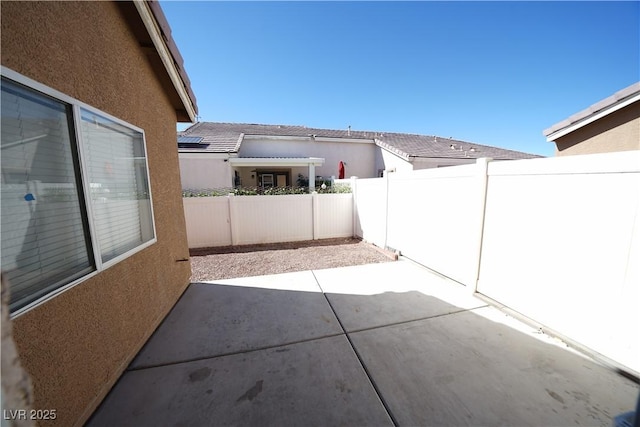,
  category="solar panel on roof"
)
[177,136,203,143]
